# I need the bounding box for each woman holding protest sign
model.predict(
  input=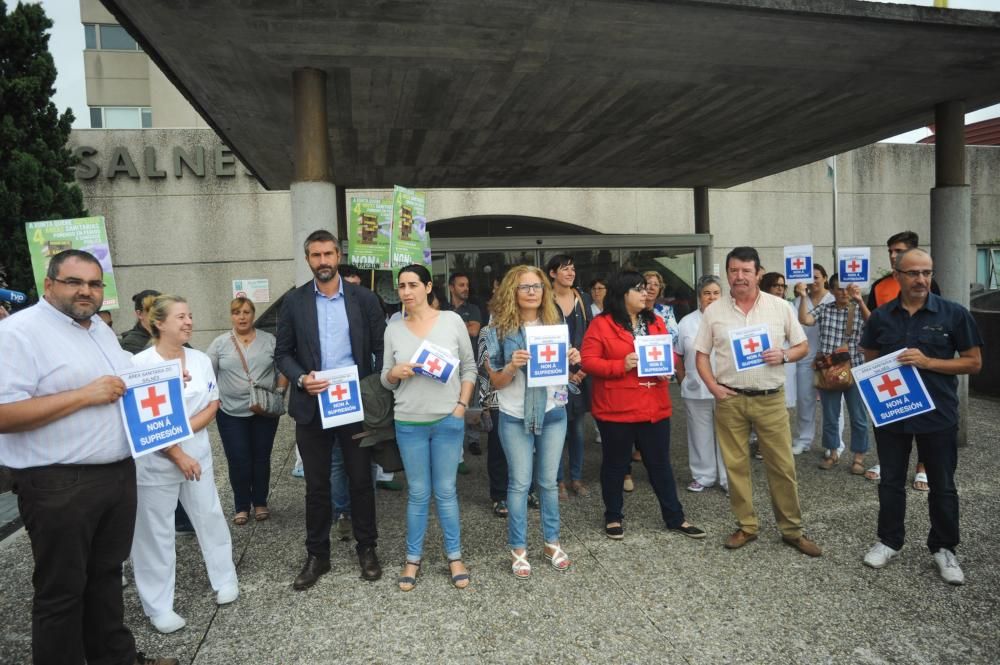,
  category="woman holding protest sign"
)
[796,276,872,473]
[207,297,287,526]
[484,265,579,579]
[581,271,705,542]
[381,264,477,591]
[131,295,238,634]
